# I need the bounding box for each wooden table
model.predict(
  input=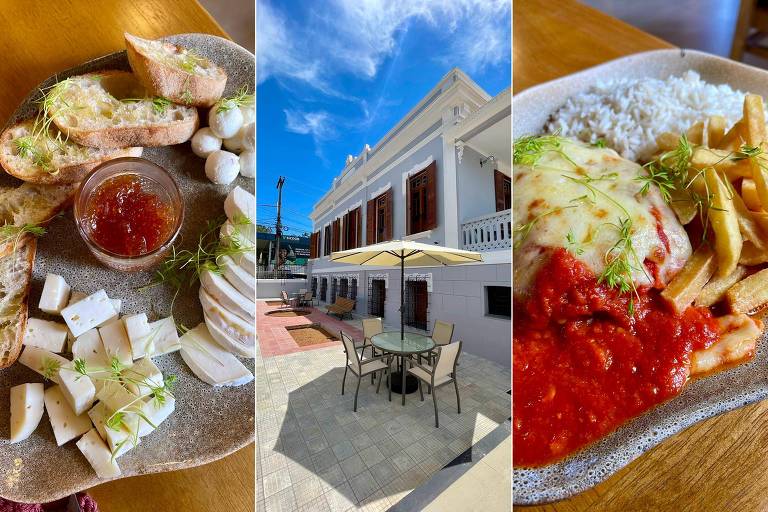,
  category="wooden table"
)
[514,1,768,510]
[0,1,254,510]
